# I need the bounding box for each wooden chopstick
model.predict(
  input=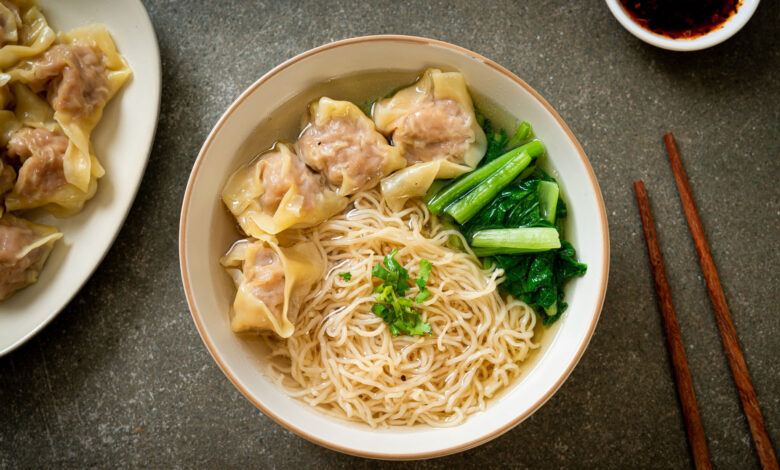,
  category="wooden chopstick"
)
[664,133,779,470]
[634,180,712,470]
